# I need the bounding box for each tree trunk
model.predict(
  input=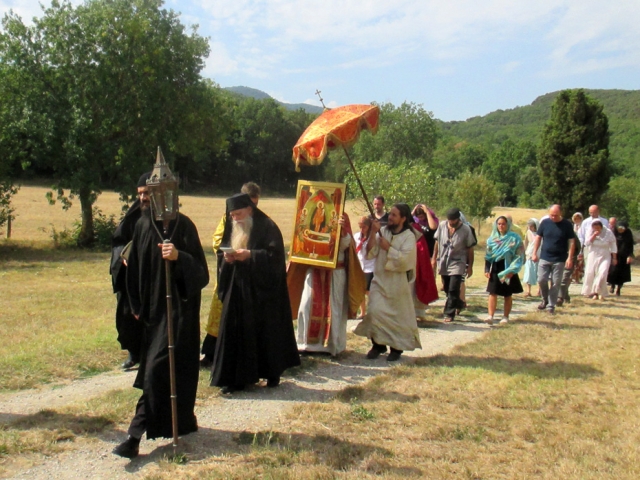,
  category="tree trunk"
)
[77,188,95,247]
